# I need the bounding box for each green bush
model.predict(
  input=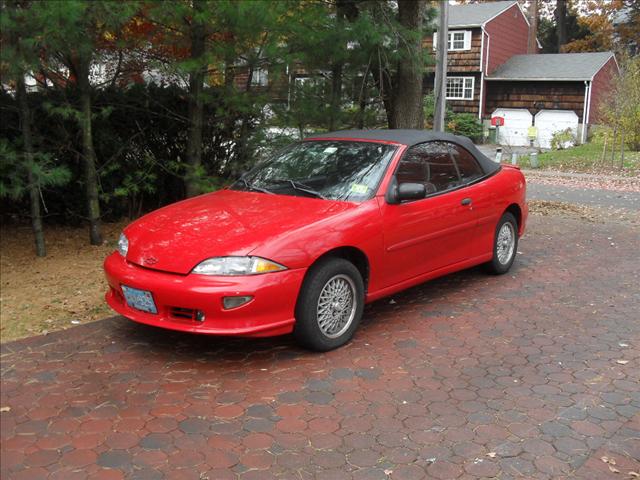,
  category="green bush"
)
[0,85,265,223]
[447,113,483,142]
[422,93,437,128]
[550,128,576,150]
[423,94,483,141]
